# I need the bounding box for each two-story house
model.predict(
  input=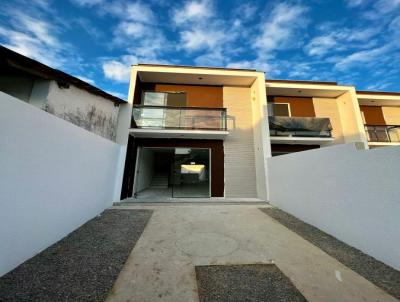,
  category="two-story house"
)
[357,91,400,148]
[119,64,394,201]
[119,64,269,201]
